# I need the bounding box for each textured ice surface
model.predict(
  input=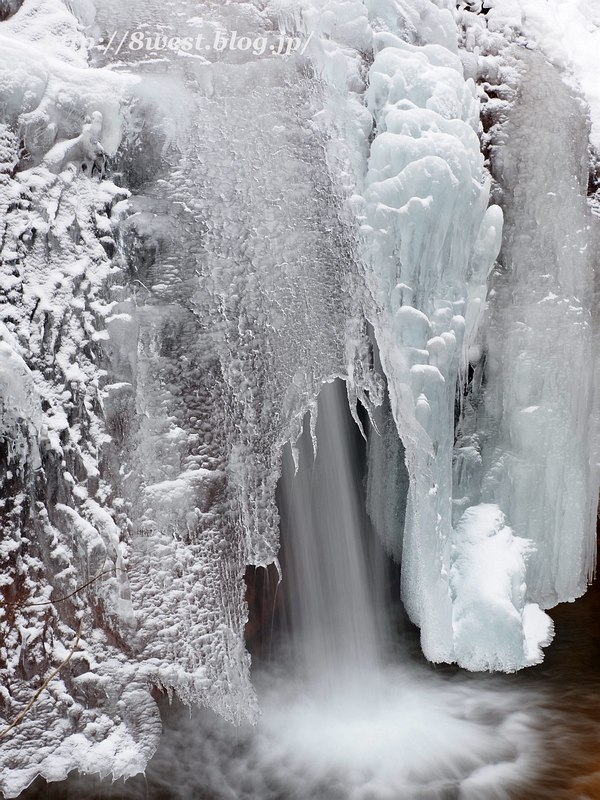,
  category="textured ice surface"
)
[0,0,376,792]
[454,47,600,611]
[359,0,600,671]
[357,21,504,664]
[360,1,599,670]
